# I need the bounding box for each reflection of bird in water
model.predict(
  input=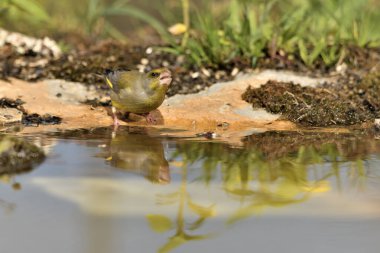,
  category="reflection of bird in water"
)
[106,130,170,184]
